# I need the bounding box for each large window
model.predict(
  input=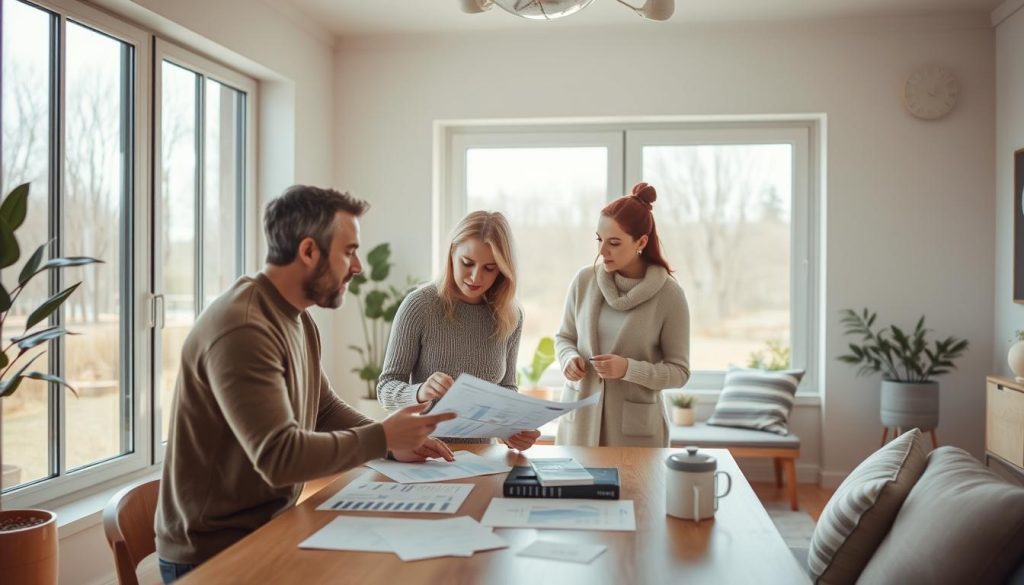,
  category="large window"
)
[443,122,819,391]
[1,0,255,506]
